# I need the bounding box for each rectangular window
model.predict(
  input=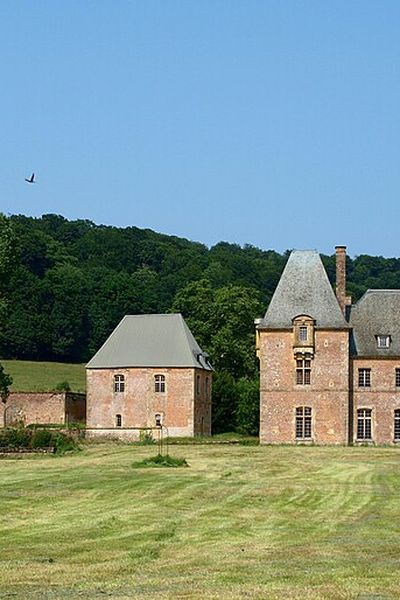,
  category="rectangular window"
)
[396,369,400,387]
[114,375,125,393]
[358,369,371,388]
[116,414,122,427]
[296,407,312,439]
[357,408,372,440]
[395,410,400,441]
[196,374,201,396]
[299,326,308,342]
[154,375,166,393]
[296,359,311,385]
